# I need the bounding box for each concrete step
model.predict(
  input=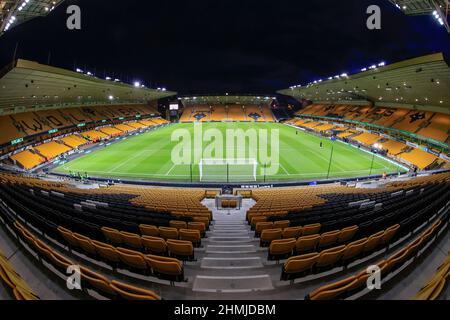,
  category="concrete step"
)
[209,224,250,229]
[193,275,274,293]
[207,232,252,237]
[213,222,247,227]
[206,245,257,254]
[206,239,259,245]
[201,257,264,269]
[208,236,253,241]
